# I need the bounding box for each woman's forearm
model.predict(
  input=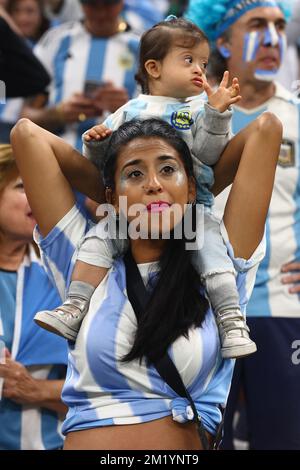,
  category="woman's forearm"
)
[11,119,105,236]
[222,113,282,259]
[47,132,106,204]
[212,128,252,196]
[33,379,67,416]
[11,119,75,236]
[12,118,105,202]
